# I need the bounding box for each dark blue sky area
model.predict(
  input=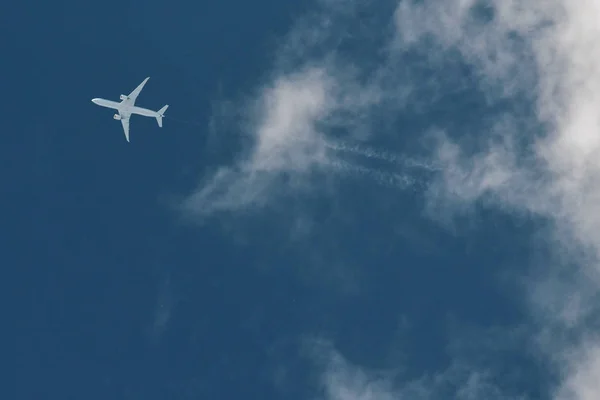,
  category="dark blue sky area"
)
[5,1,536,399]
